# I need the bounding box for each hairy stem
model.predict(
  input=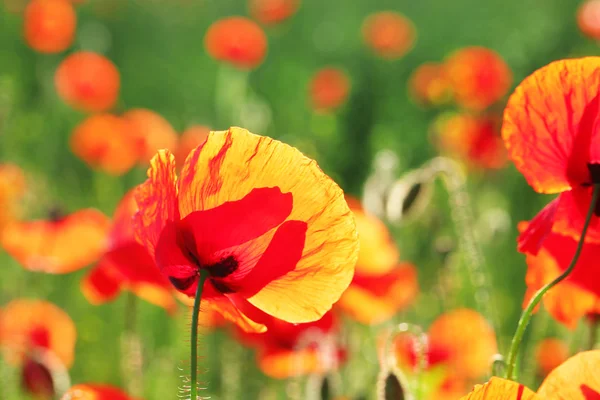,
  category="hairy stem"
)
[190,270,209,400]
